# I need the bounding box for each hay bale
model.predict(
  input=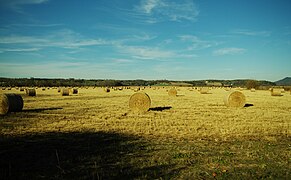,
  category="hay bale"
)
[104,88,110,92]
[20,87,25,91]
[199,87,209,94]
[129,92,151,113]
[134,87,140,92]
[225,87,231,91]
[72,88,78,94]
[57,88,61,93]
[251,88,256,92]
[0,94,23,115]
[224,91,246,108]
[61,88,70,96]
[270,88,282,96]
[26,88,36,96]
[168,88,177,97]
